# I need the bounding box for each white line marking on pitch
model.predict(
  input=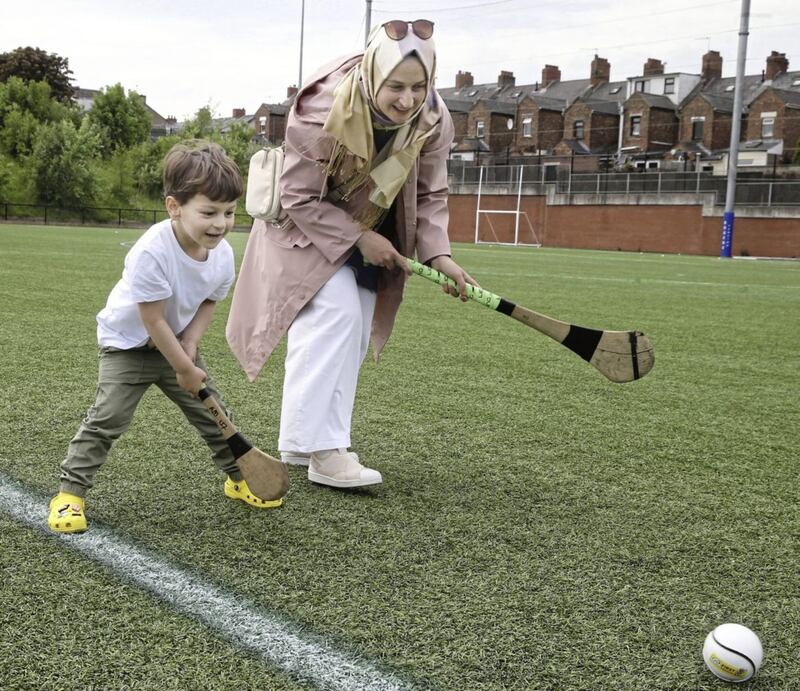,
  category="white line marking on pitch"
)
[0,474,412,691]
[467,269,799,290]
